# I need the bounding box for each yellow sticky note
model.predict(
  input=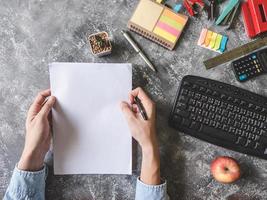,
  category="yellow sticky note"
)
[209,32,218,49]
[214,34,223,50]
[204,31,213,47]
[153,27,177,43]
